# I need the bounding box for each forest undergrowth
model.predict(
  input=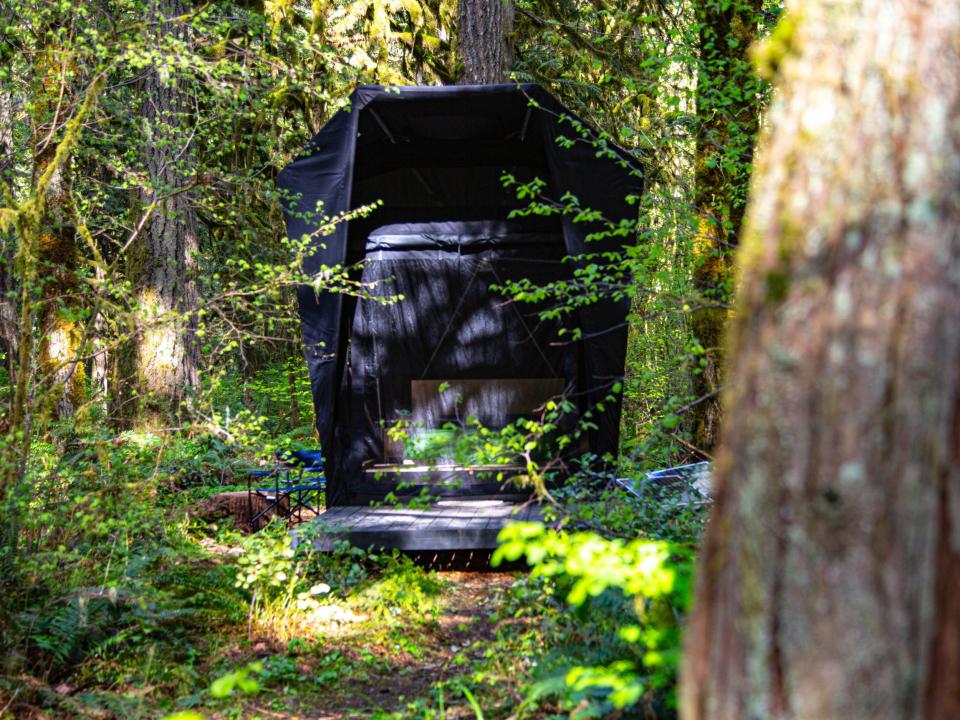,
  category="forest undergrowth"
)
[0,469,702,719]
[0,366,704,720]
